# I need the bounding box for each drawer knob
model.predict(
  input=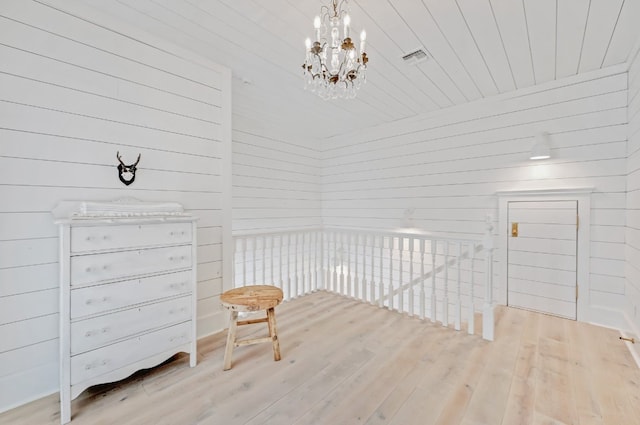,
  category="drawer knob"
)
[169,307,188,315]
[170,334,187,342]
[86,296,109,305]
[85,327,110,337]
[85,359,108,370]
[169,282,188,290]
